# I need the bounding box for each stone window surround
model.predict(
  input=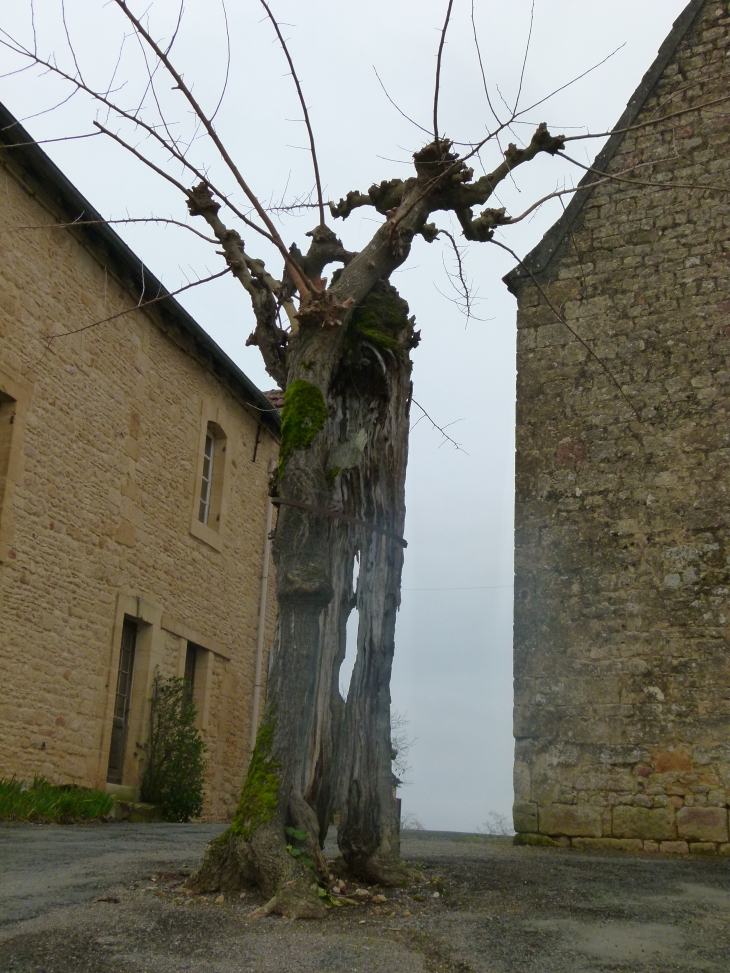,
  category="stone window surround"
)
[0,363,33,564]
[189,399,232,553]
[100,590,231,797]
